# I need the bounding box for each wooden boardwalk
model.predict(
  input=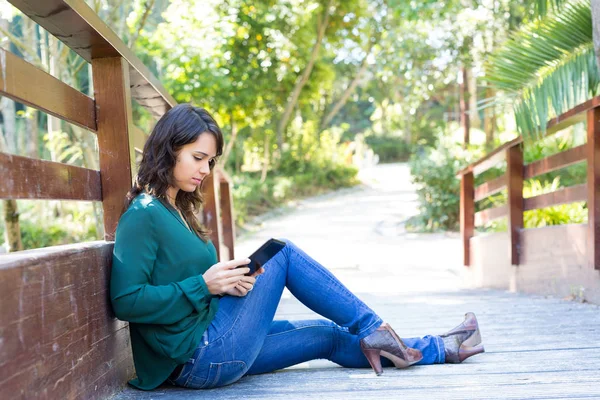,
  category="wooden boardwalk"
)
[114,164,600,399]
